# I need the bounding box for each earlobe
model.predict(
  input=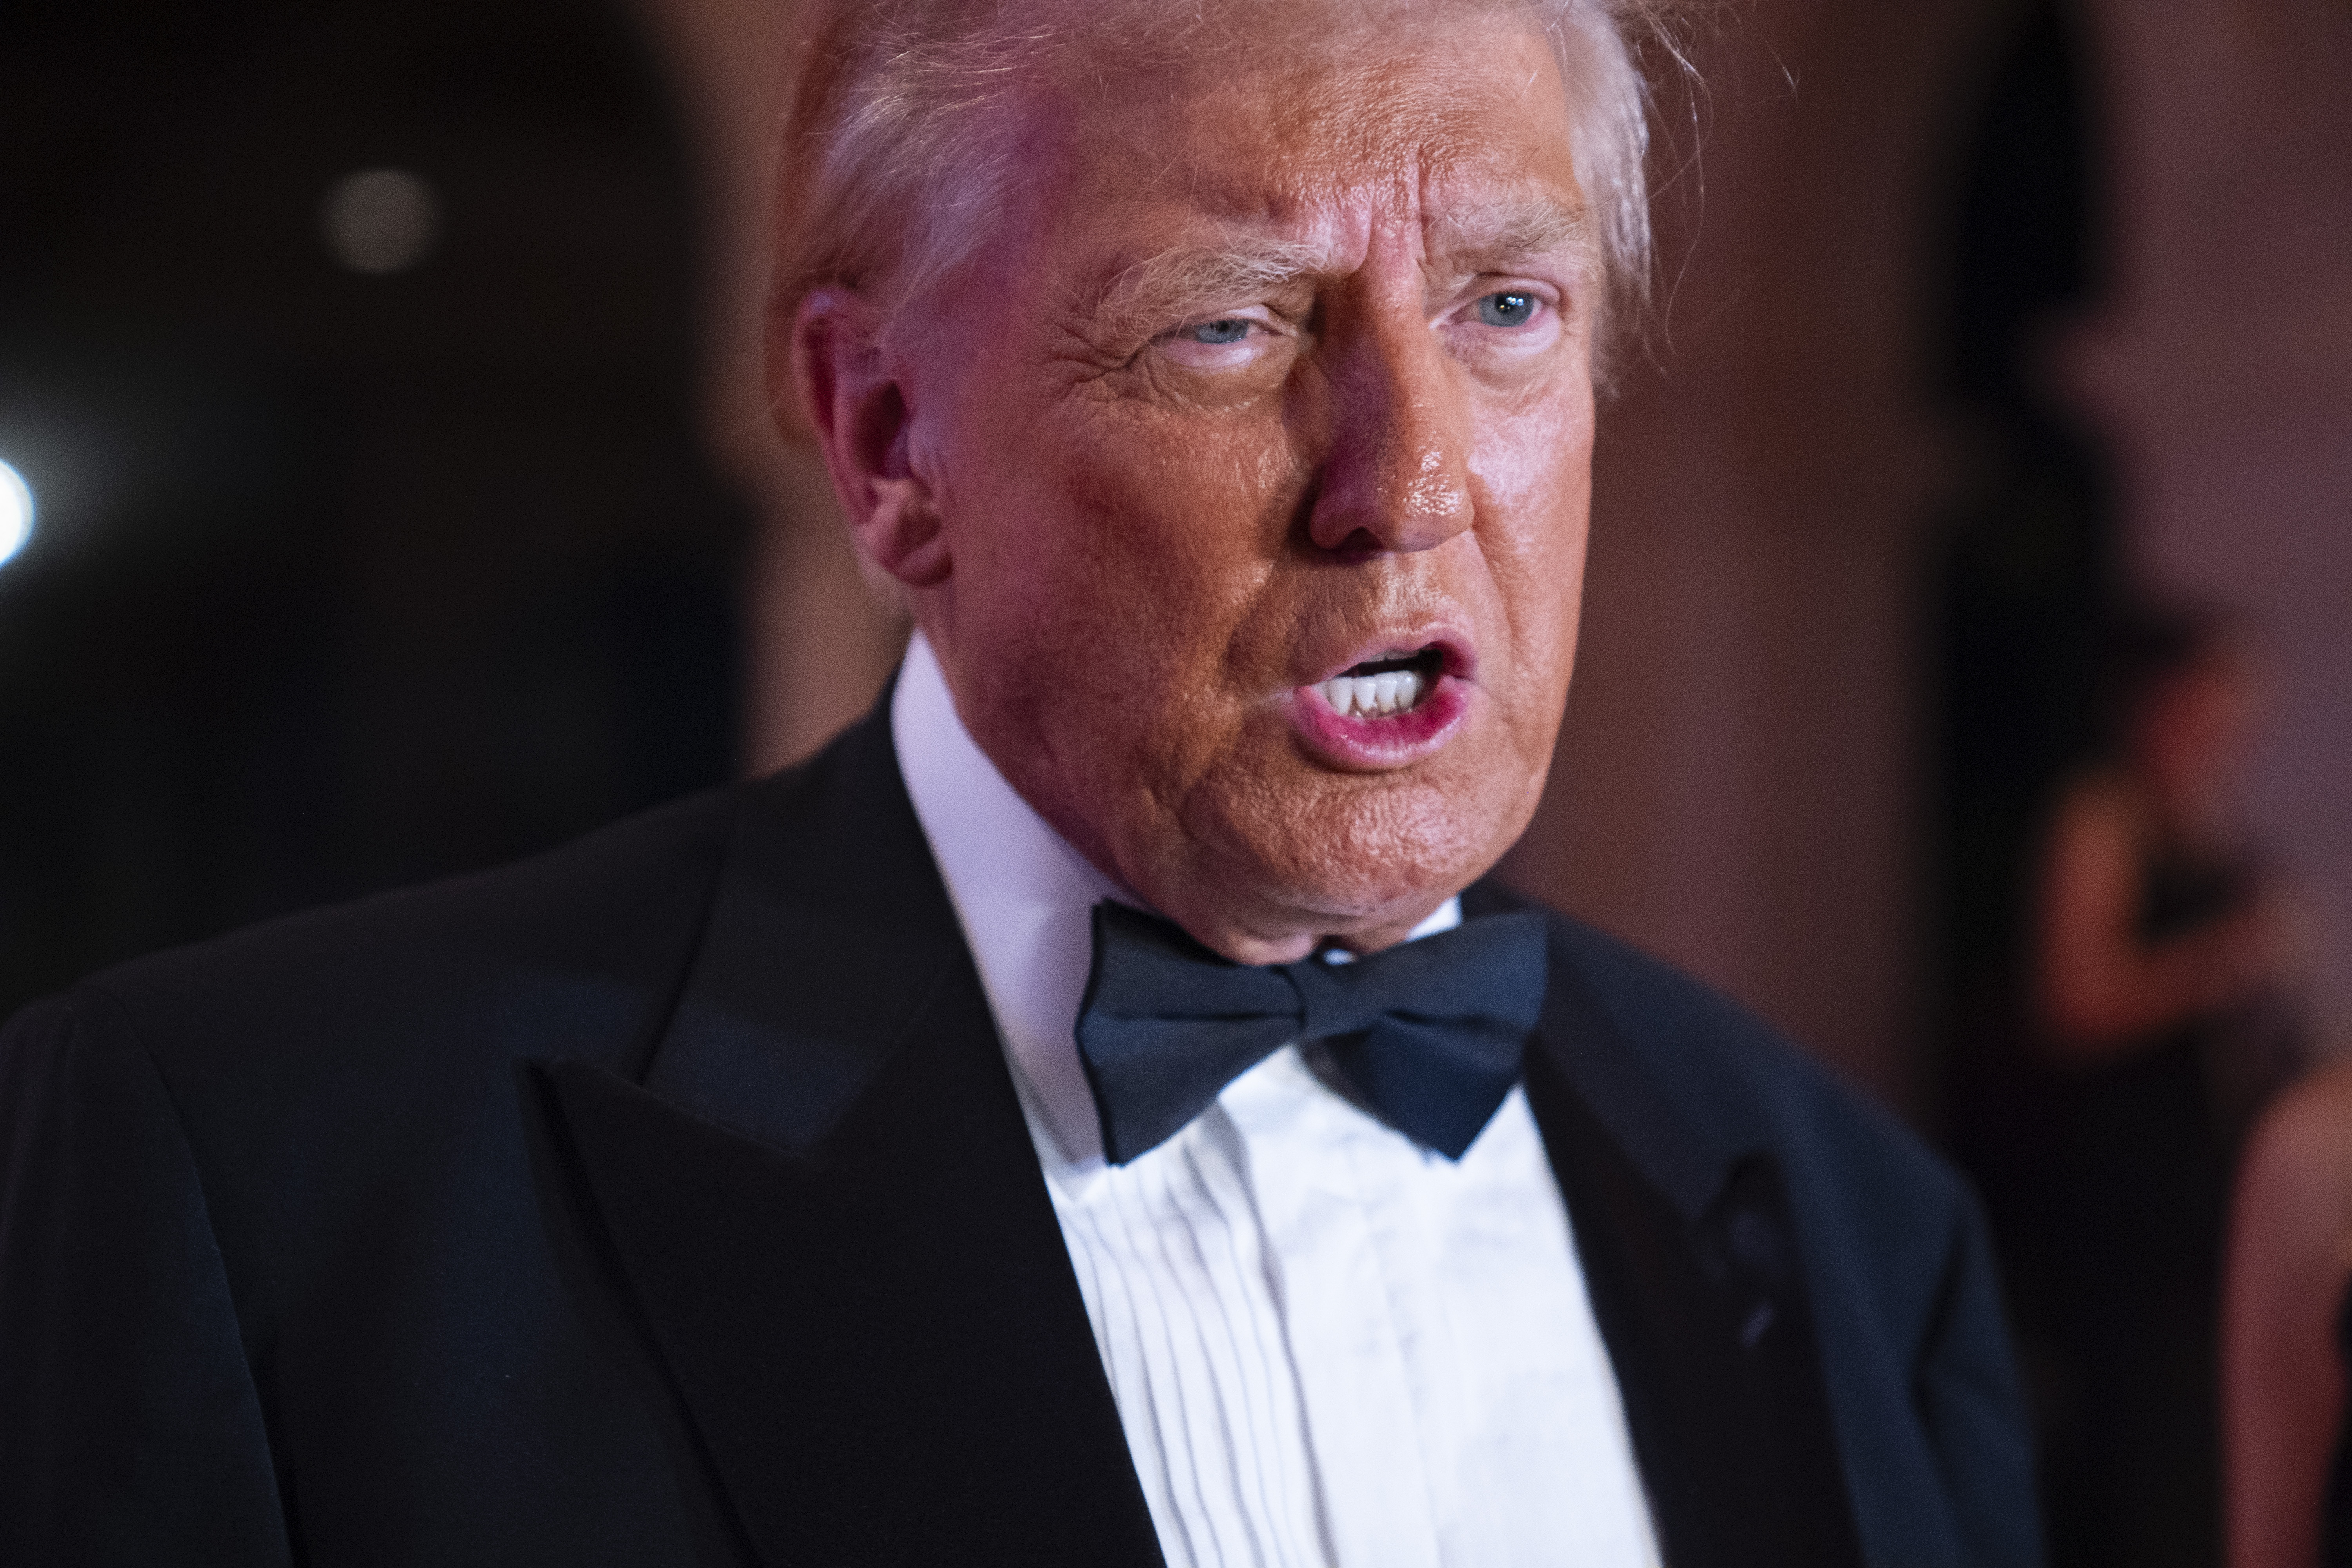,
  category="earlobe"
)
[786,288,951,589]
